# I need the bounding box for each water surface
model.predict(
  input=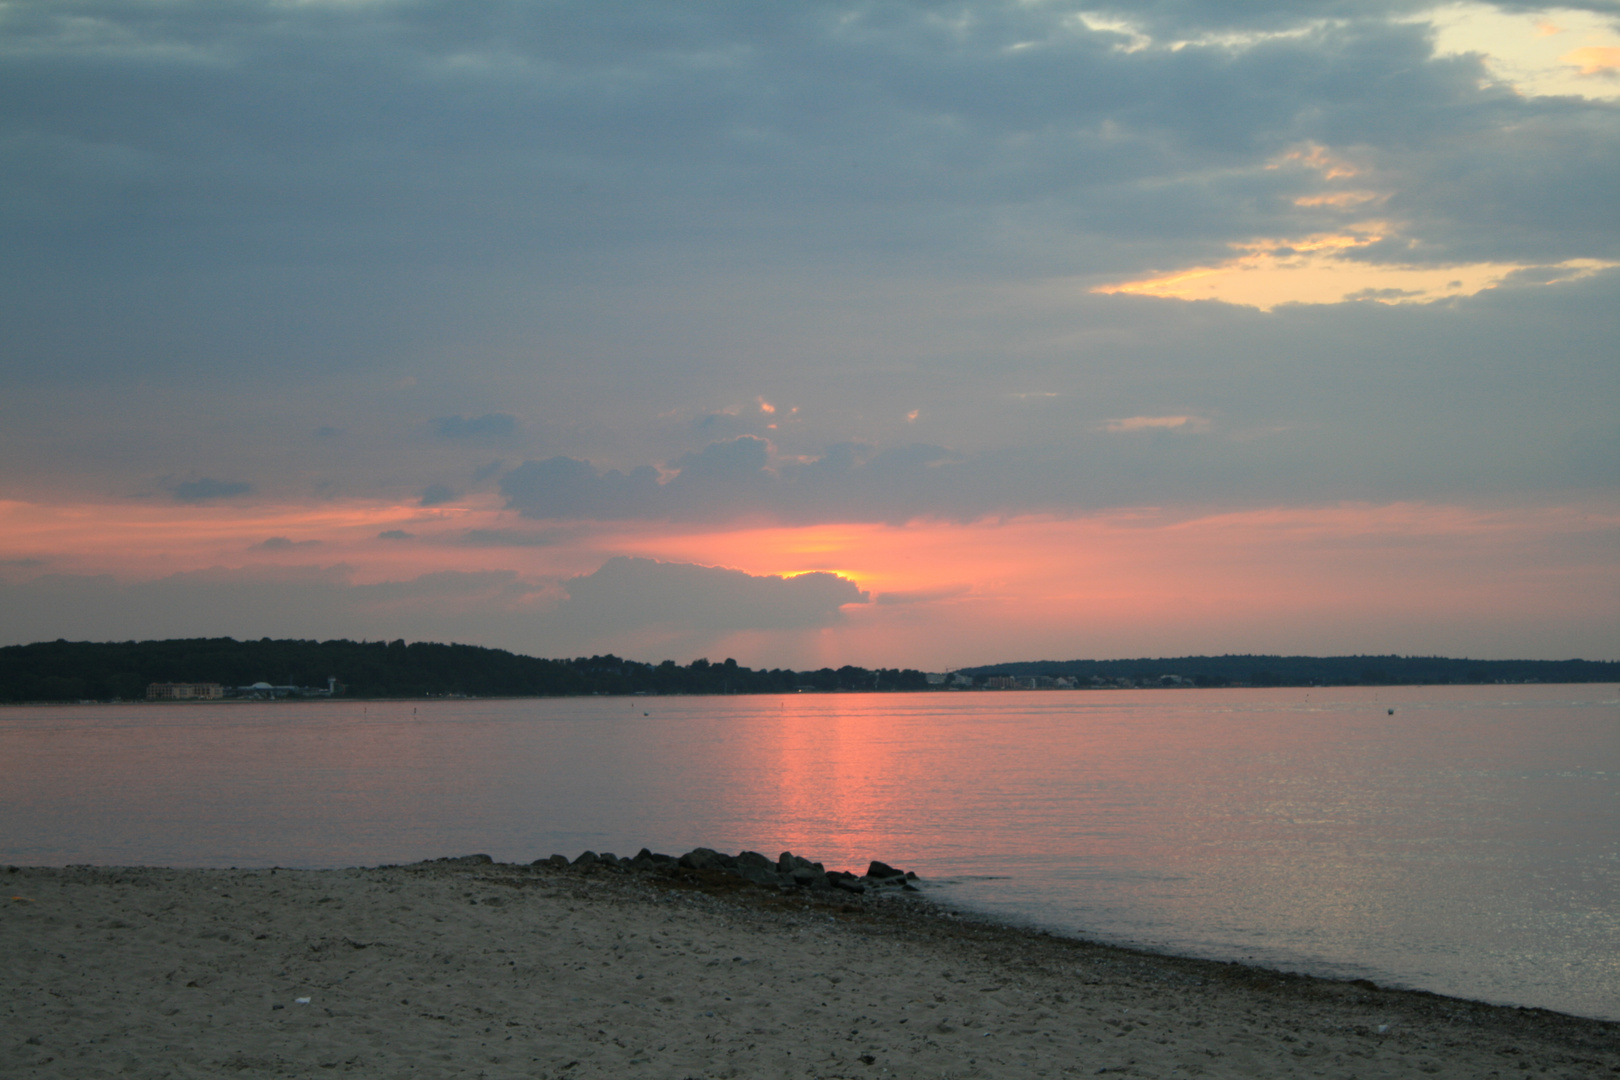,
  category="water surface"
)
[2,685,1615,1019]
